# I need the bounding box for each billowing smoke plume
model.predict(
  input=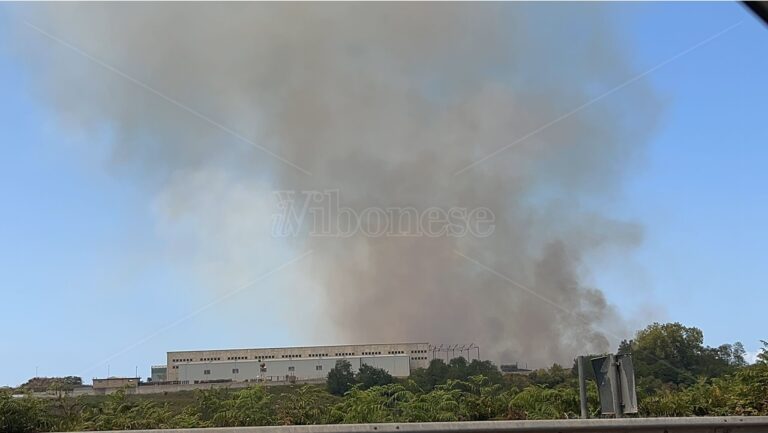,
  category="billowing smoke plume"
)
[10,3,657,366]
